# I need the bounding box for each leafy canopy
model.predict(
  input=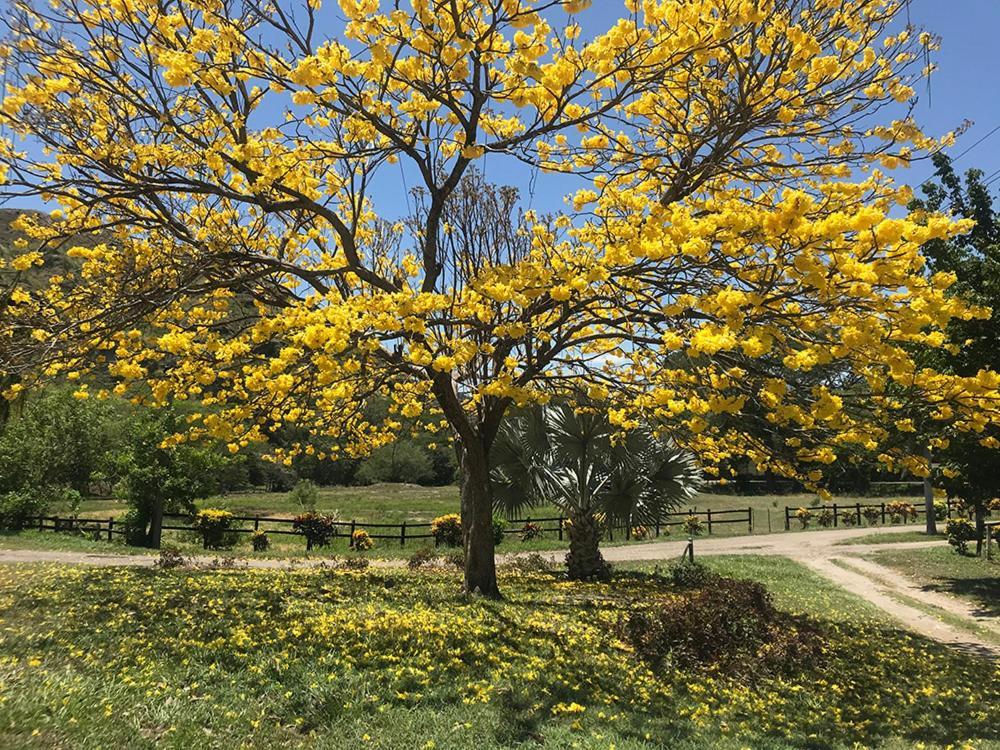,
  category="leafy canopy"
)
[0,0,997,494]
